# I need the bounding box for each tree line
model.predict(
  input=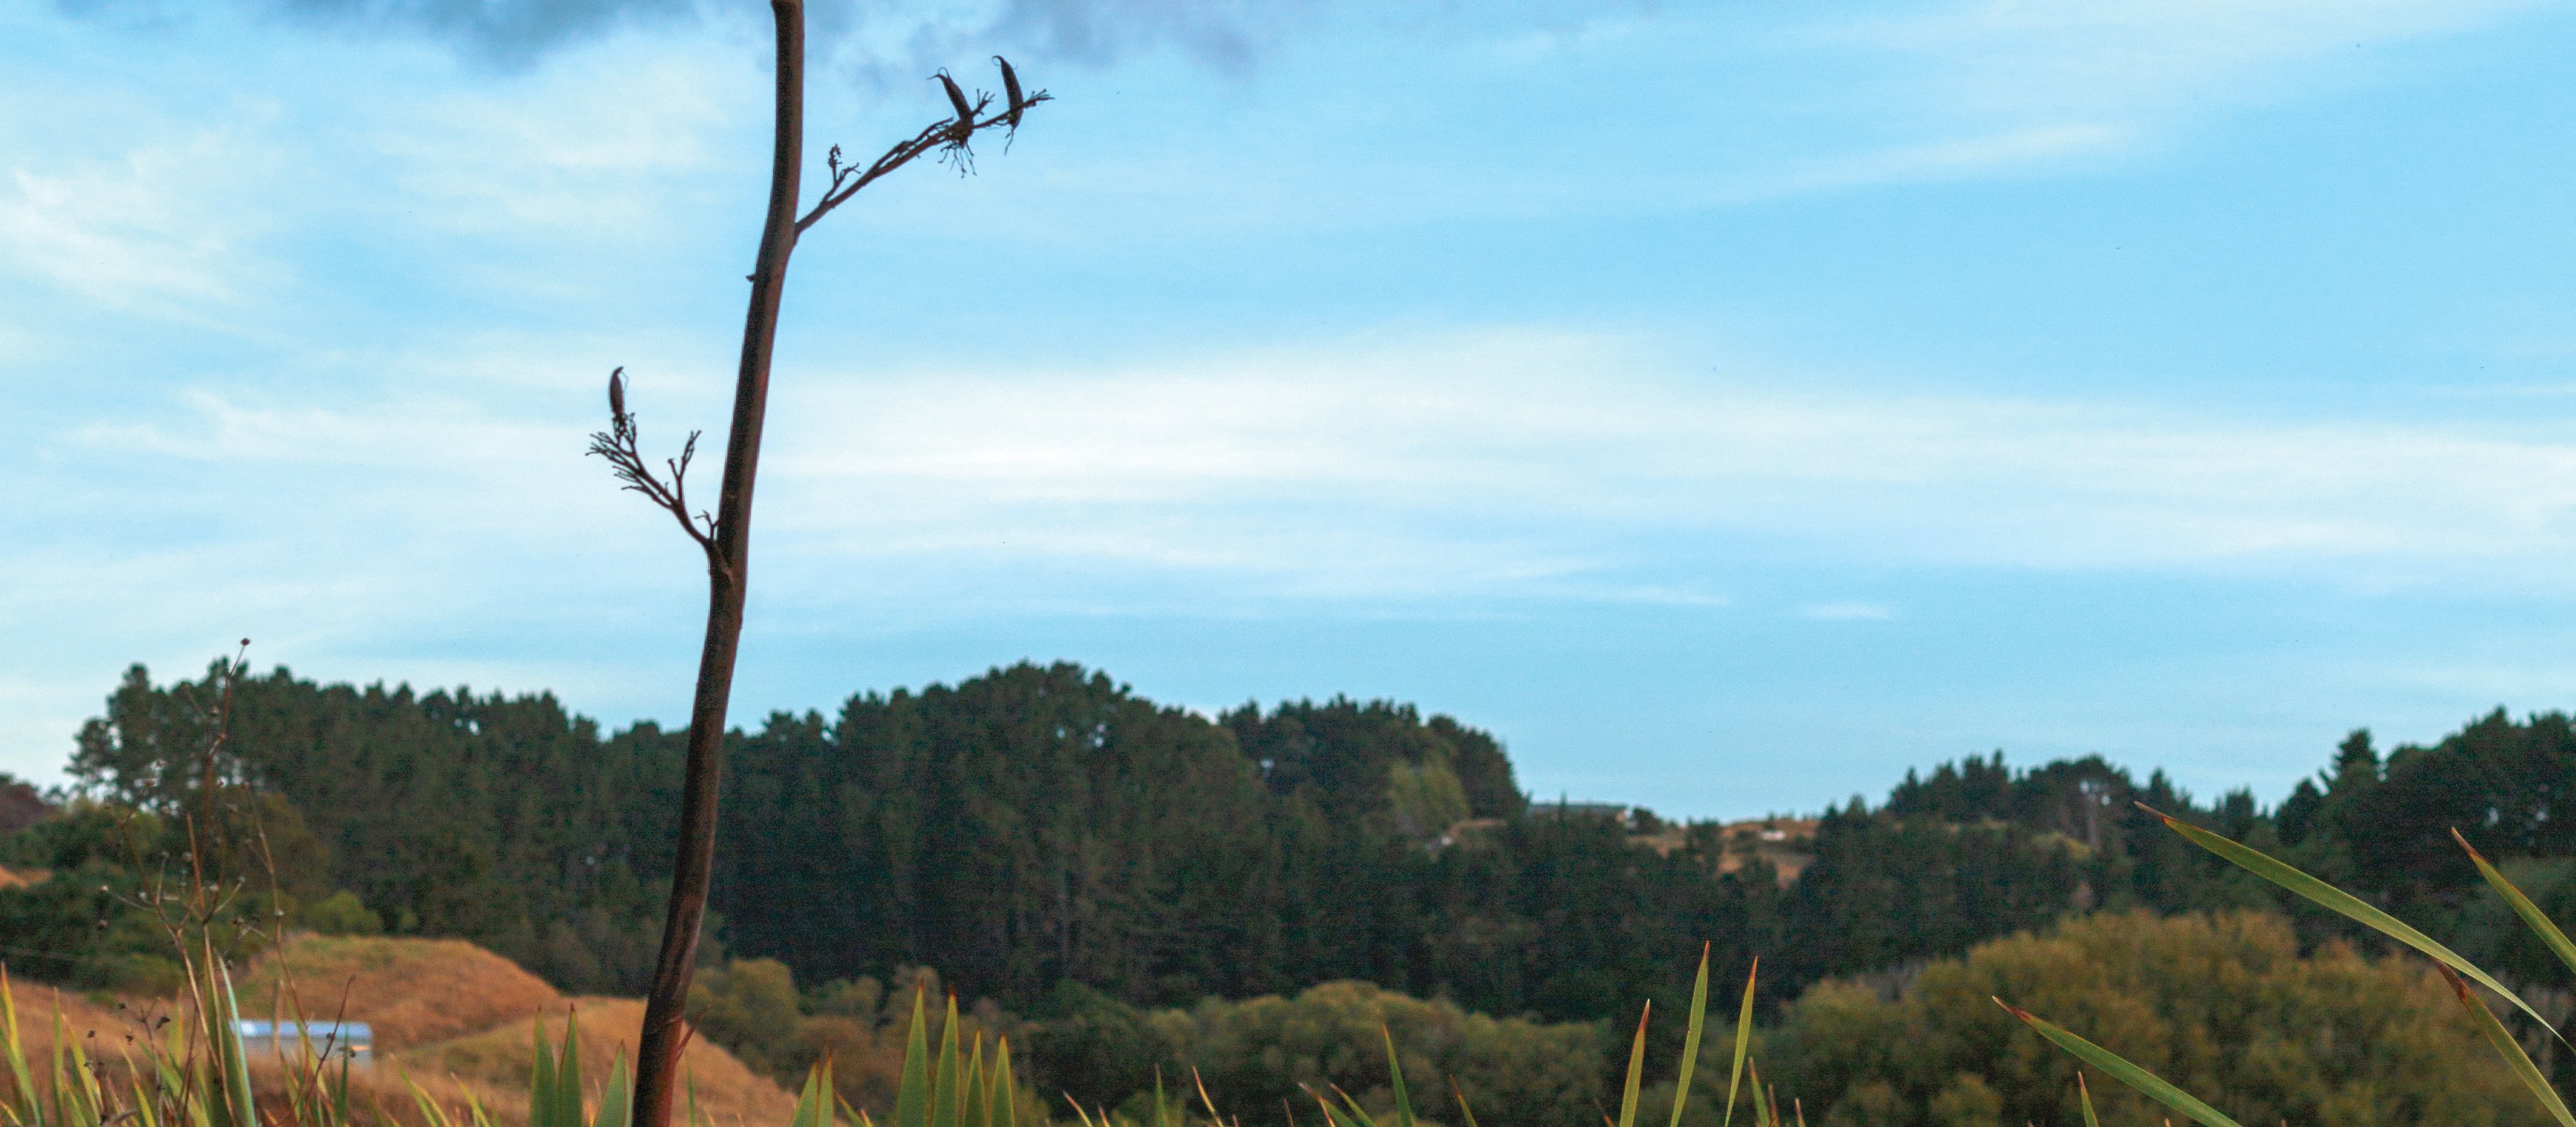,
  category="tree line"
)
[22,660,2576,1112]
